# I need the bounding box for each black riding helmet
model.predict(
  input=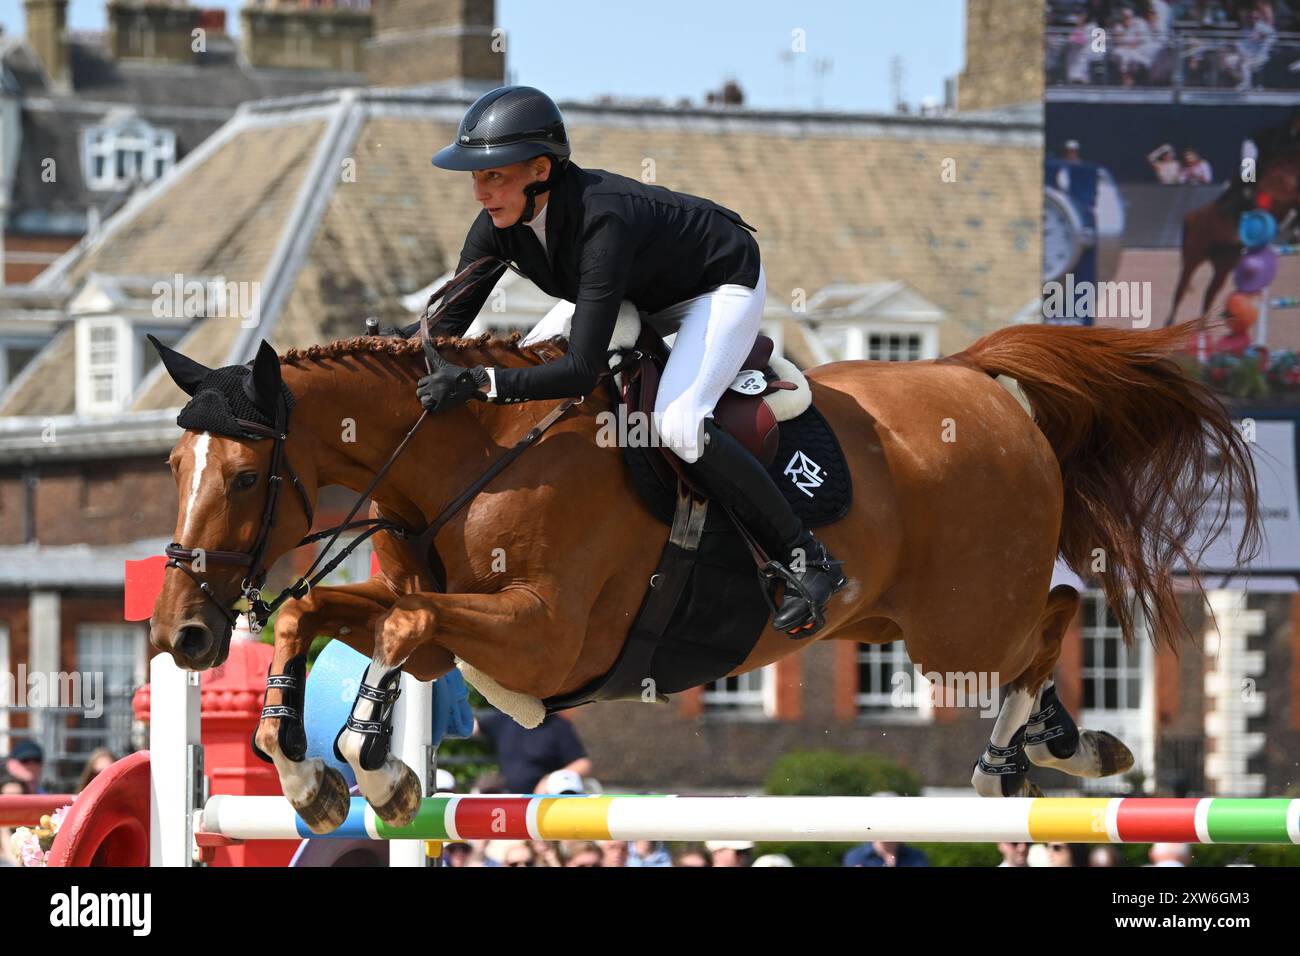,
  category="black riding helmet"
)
[432,85,571,225]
